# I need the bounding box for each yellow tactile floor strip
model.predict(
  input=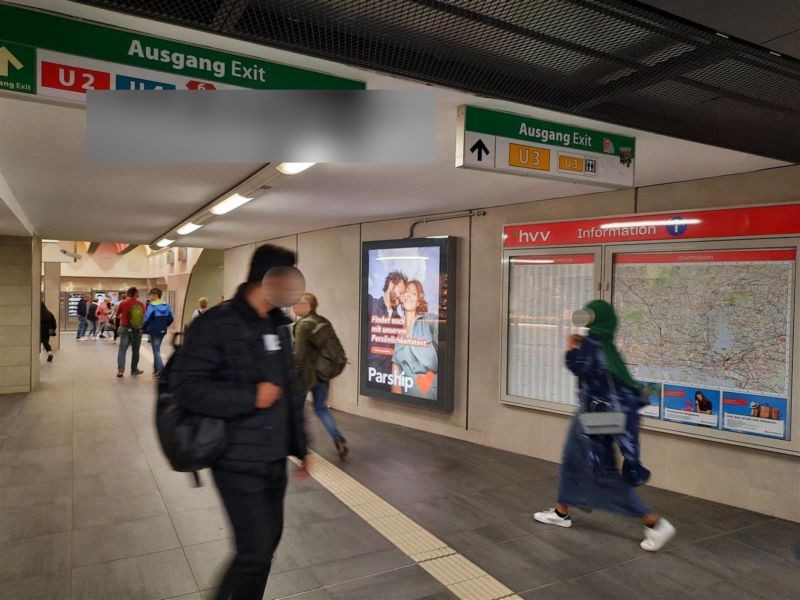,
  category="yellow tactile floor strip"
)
[296,452,524,600]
